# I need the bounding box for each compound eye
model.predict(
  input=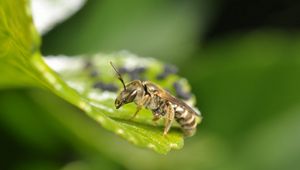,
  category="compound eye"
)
[126,90,137,103]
